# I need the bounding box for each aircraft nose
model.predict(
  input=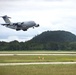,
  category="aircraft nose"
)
[35,24,39,27]
[37,24,39,26]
